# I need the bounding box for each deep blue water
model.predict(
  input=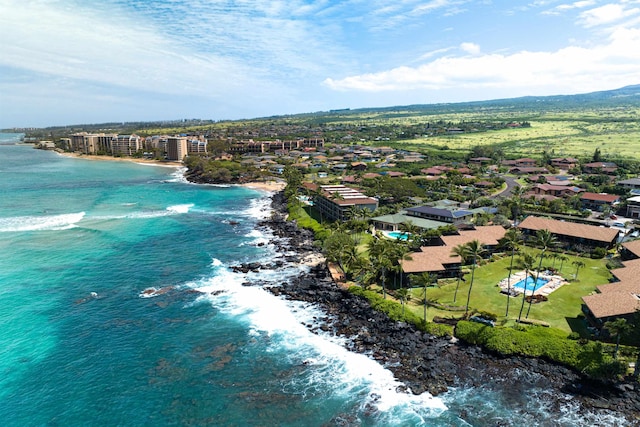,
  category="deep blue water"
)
[0,135,629,426]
